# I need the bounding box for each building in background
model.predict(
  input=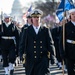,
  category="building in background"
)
[10,0,23,22]
[10,0,27,26]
